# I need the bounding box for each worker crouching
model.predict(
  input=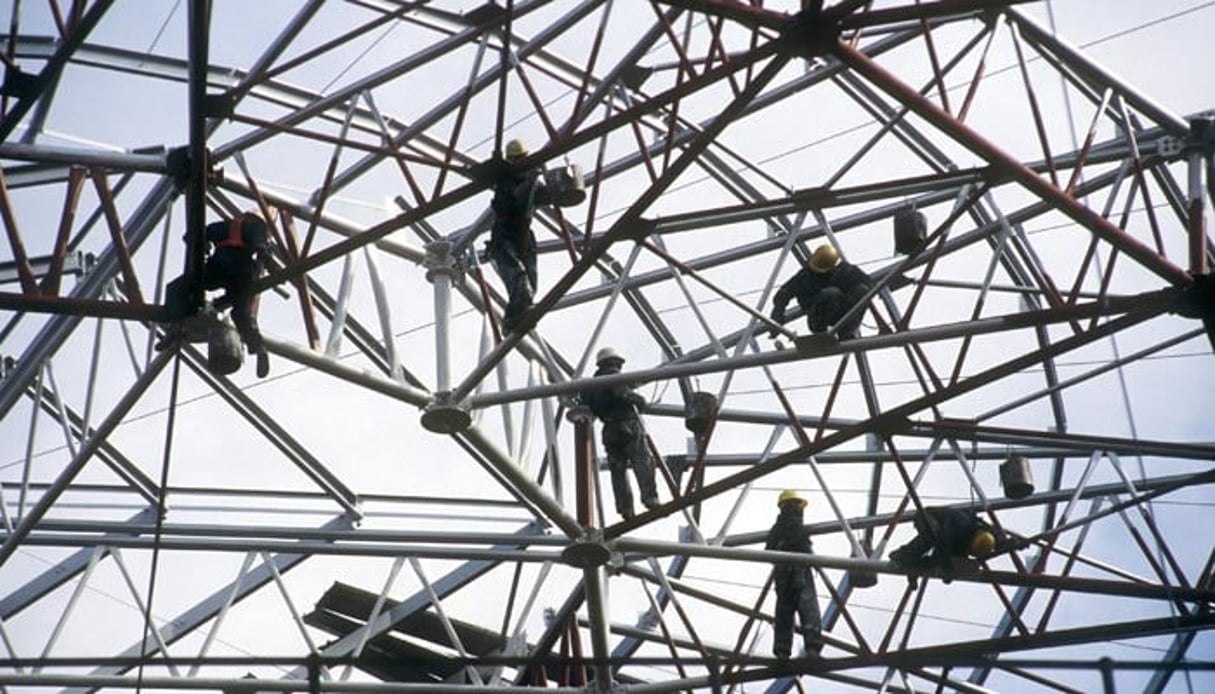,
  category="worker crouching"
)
[203,212,271,378]
[769,243,872,340]
[765,489,823,659]
[888,506,1000,586]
